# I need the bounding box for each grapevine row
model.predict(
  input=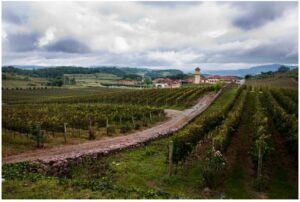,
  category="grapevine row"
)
[171,85,245,164]
[261,89,298,155]
[211,89,247,152]
[3,103,164,134]
[251,90,272,178]
[270,88,298,117]
[41,86,215,108]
